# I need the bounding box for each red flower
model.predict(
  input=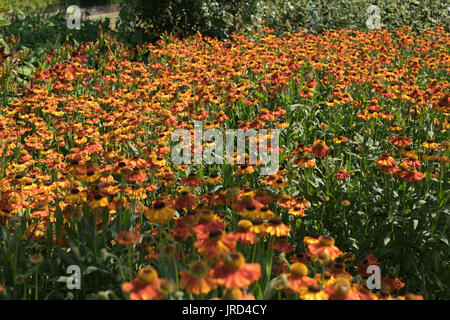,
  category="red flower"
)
[381,275,405,291]
[311,140,330,158]
[356,254,379,277]
[389,135,412,148]
[180,173,205,188]
[333,168,350,180]
[174,189,197,209]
